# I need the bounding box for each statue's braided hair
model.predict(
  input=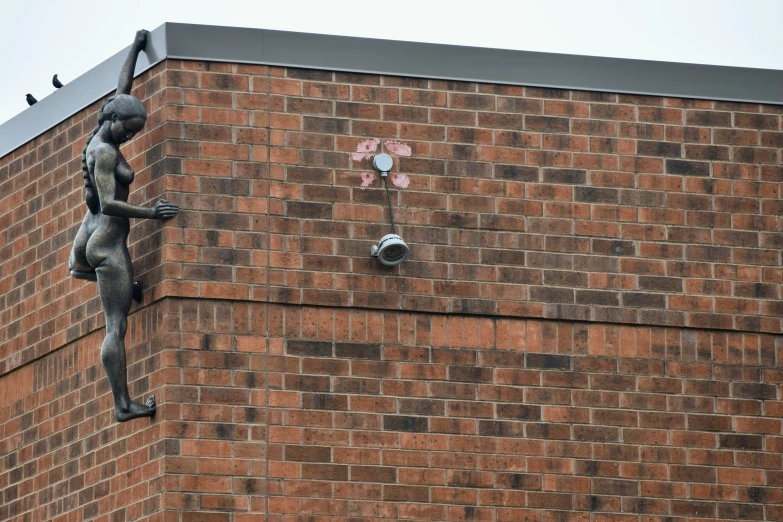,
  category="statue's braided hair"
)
[81,96,116,189]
